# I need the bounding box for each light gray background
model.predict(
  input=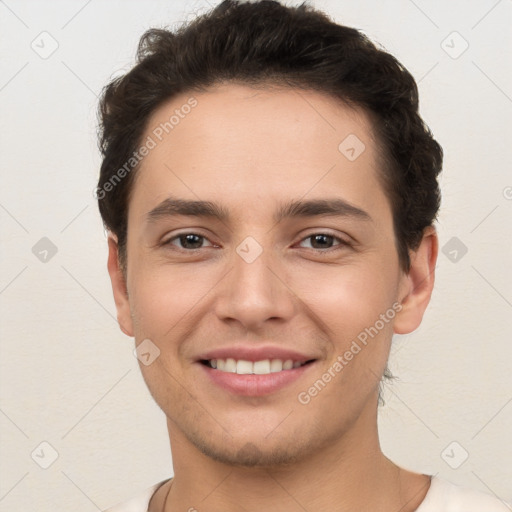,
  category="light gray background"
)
[1,0,511,510]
